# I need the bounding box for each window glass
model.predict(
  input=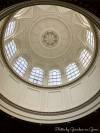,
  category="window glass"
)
[66,63,80,81]
[29,67,44,85]
[4,21,15,38]
[13,57,28,77]
[87,30,94,49]
[5,40,16,59]
[80,49,91,68]
[48,69,62,86]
